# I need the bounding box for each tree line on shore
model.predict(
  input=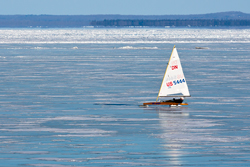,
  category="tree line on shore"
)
[90,19,250,27]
